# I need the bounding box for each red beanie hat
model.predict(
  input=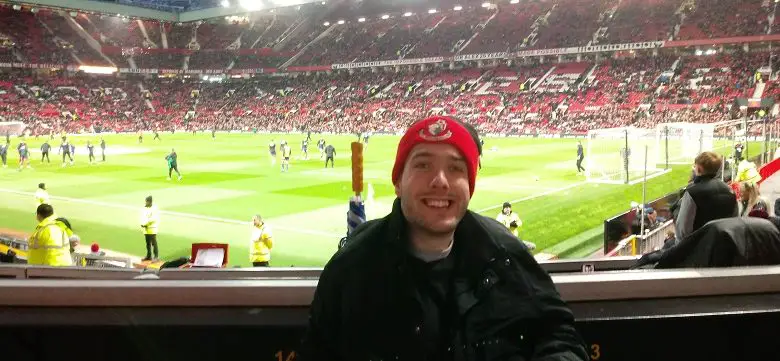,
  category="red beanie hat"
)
[392,116,480,196]
[91,243,100,253]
